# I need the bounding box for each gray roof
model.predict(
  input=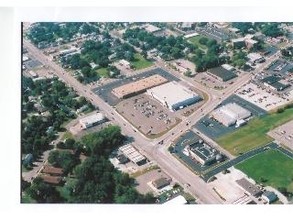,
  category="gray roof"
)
[236,178,262,196]
[208,66,237,81]
[262,191,278,202]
